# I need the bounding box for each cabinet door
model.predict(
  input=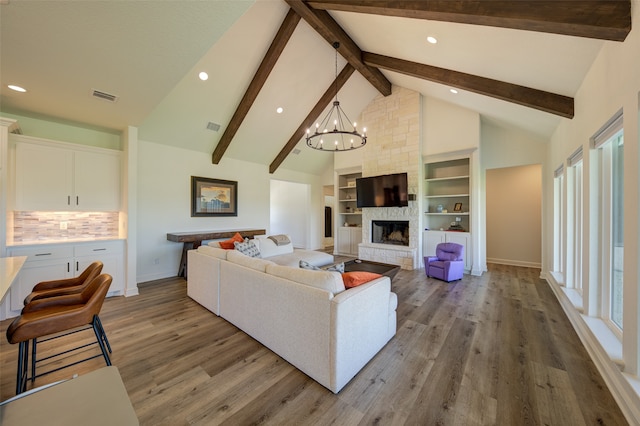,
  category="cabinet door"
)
[75,241,124,295]
[350,228,362,256]
[337,227,352,255]
[15,143,73,210]
[74,150,121,211]
[9,258,72,311]
[445,232,471,271]
[423,231,446,257]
